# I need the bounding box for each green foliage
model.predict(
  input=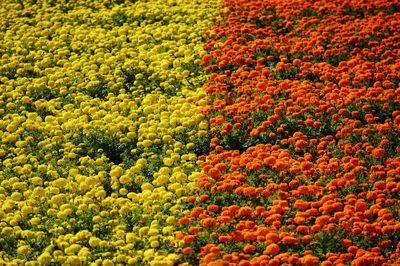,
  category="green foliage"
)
[300,9,322,18]
[122,209,152,231]
[25,237,51,260]
[311,229,347,257]
[0,234,18,257]
[74,210,95,232]
[73,130,137,165]
[112,11,127,26]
